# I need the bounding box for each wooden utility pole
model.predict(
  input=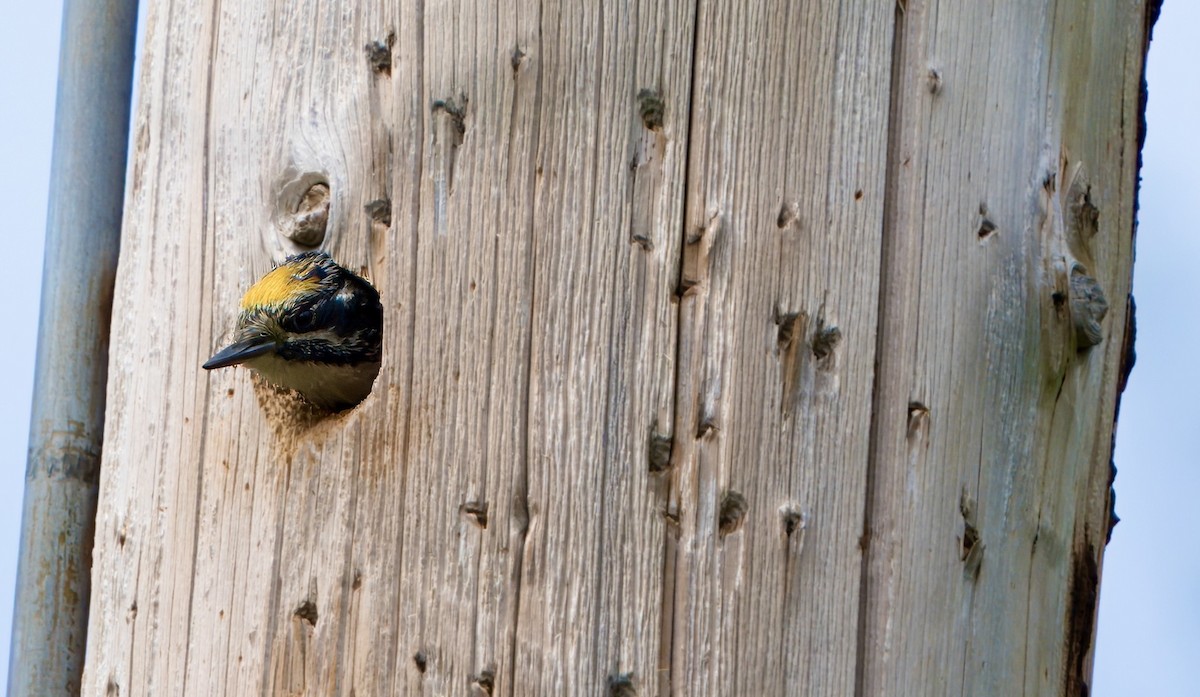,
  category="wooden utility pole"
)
[80,0,1150,695]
